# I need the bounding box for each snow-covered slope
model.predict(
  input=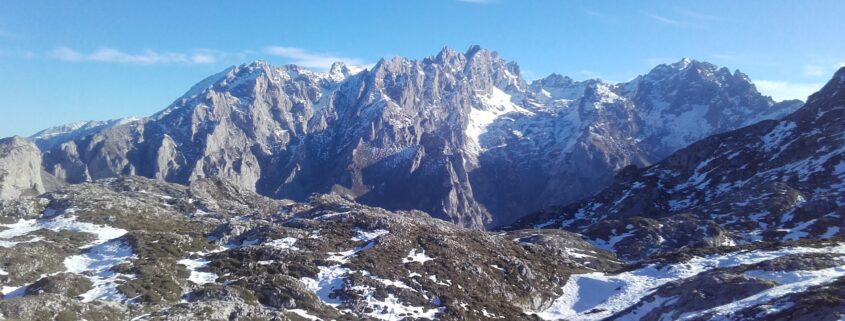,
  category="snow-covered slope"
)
[536,241,845,321]
[475,59,802,225]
